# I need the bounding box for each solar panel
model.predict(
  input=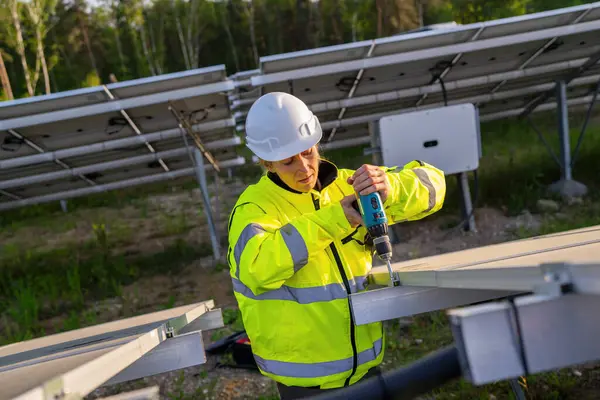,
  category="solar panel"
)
[0,300,223,400]
[349,224,600,329]
[0,65,241,210]
[347,225,600,388]
[0,65,228,121]
[253,13,600,88]
[242,2,600,147]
